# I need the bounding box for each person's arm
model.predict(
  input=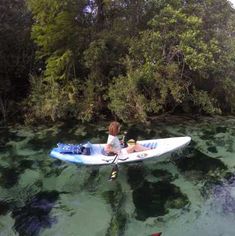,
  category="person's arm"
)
[105,144,121,154]
[105,136,121,154]
[104,143,113,153]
